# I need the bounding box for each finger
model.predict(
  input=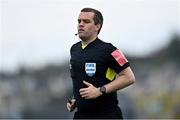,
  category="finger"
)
[80,91,88,96]
[79,88,88,92]
[67,102,75,112]
[67,106,72,112]
[71,99,76,105]
[81,94,88,98]
[67,103,71,111]
[67,102,71,107]
[83,81,92,87]
[69,99,76,104]
[67,100,75,106]
[67,102,73,107]
[71,99,76,103]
